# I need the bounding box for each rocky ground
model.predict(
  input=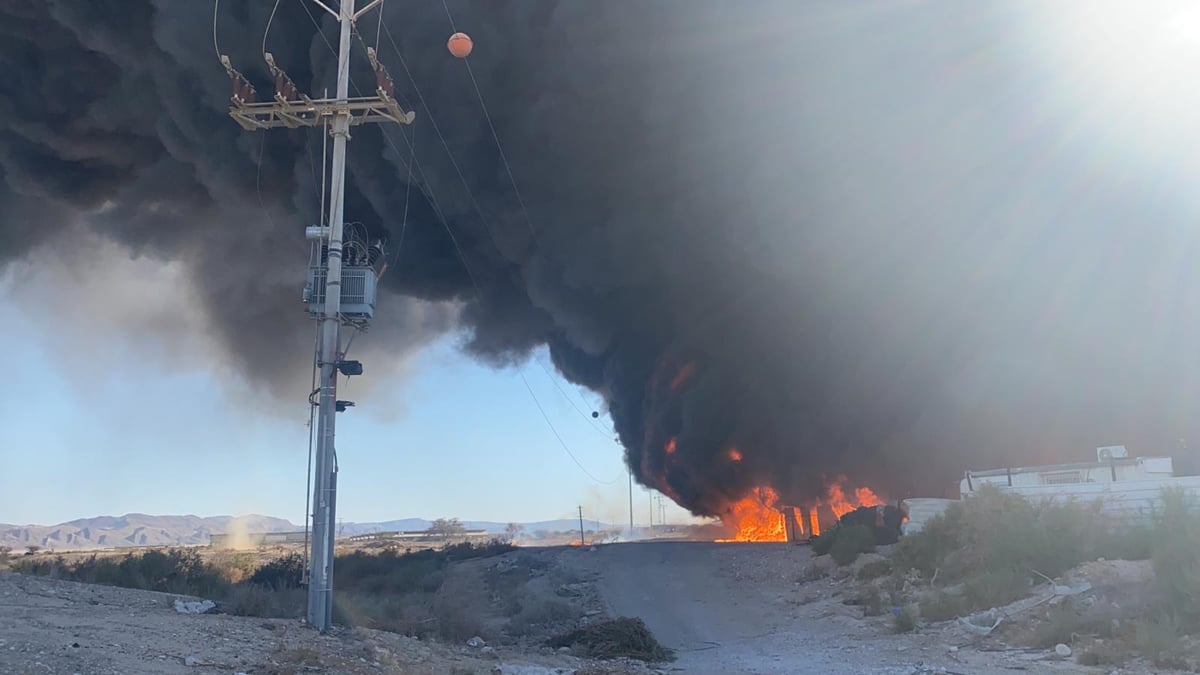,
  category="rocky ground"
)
[0,542,1180,674]
[0,572,651,675]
